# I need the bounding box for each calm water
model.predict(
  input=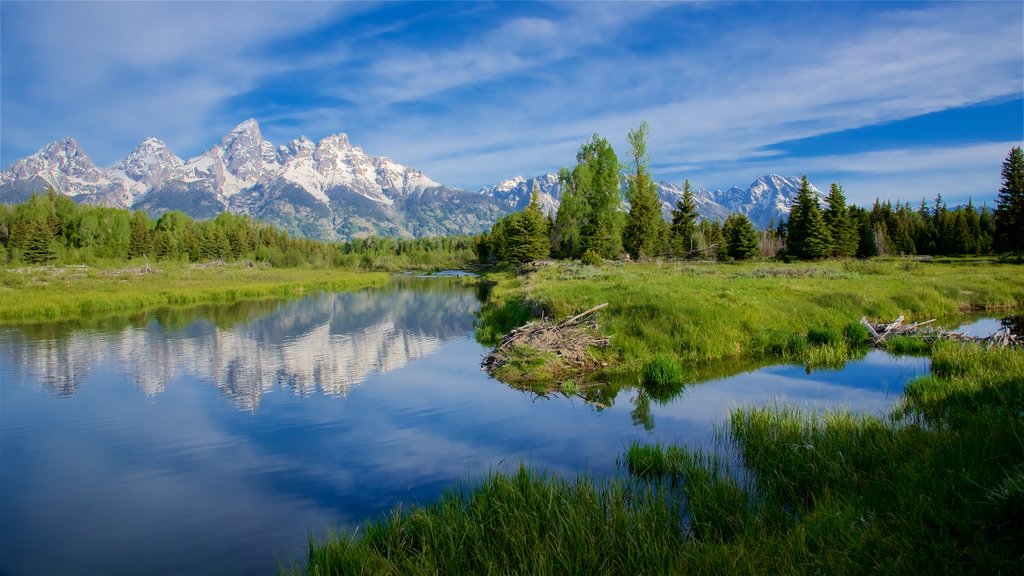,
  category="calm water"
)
[1,279,931,575]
